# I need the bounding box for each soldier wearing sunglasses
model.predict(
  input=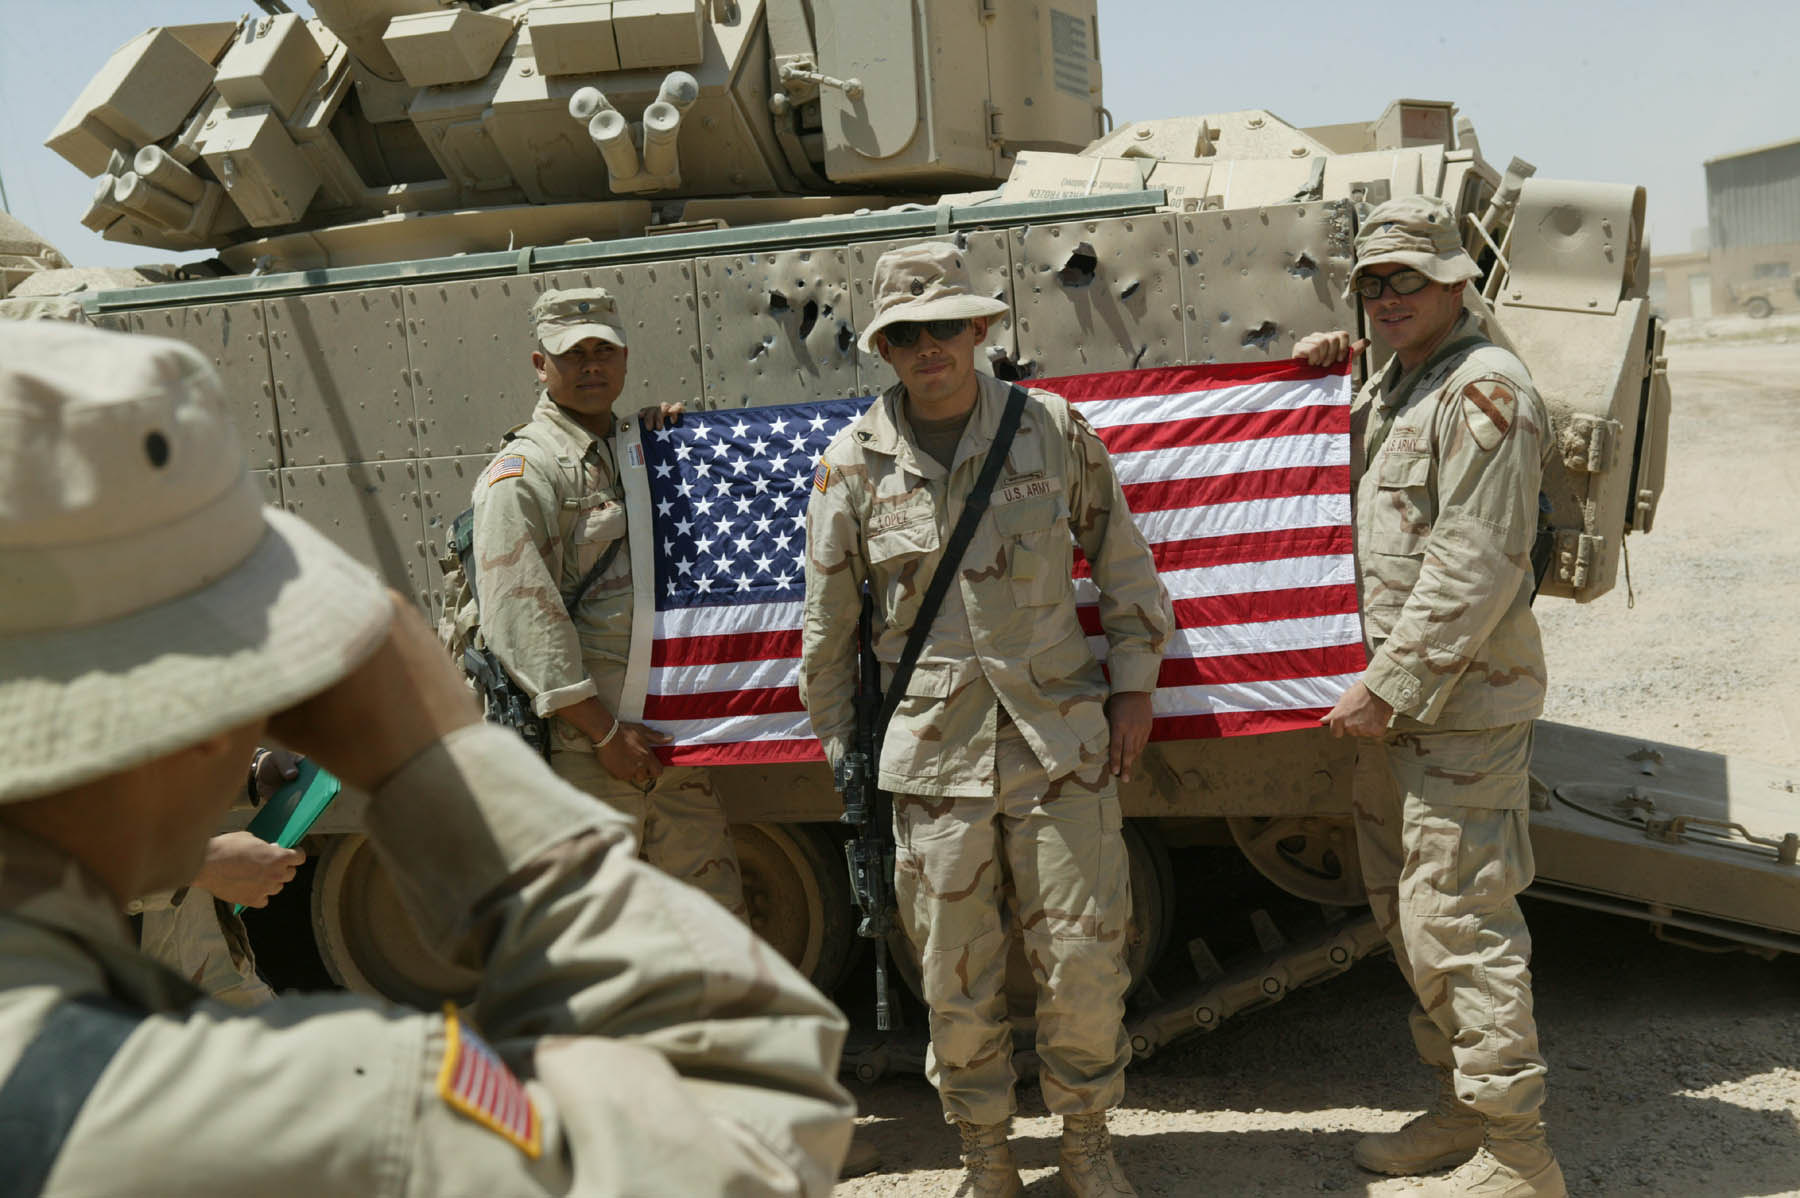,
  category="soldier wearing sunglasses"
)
[801,242,1172,1197]
[1294,196,1564,1198]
